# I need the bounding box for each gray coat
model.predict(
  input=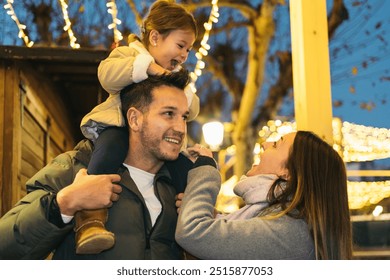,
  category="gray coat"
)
[175,166,315,260]
[0,140,182,260]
